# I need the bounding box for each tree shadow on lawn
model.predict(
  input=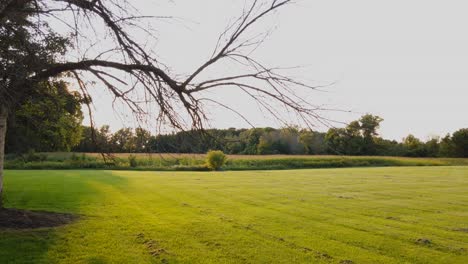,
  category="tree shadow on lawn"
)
[0,228,60,263]
[0,208,77,229]
[0,170,127,263]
